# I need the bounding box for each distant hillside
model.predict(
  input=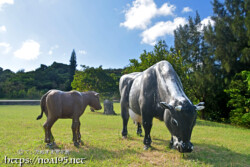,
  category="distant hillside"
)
[0,62,71,99]
[0,62,123,99]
